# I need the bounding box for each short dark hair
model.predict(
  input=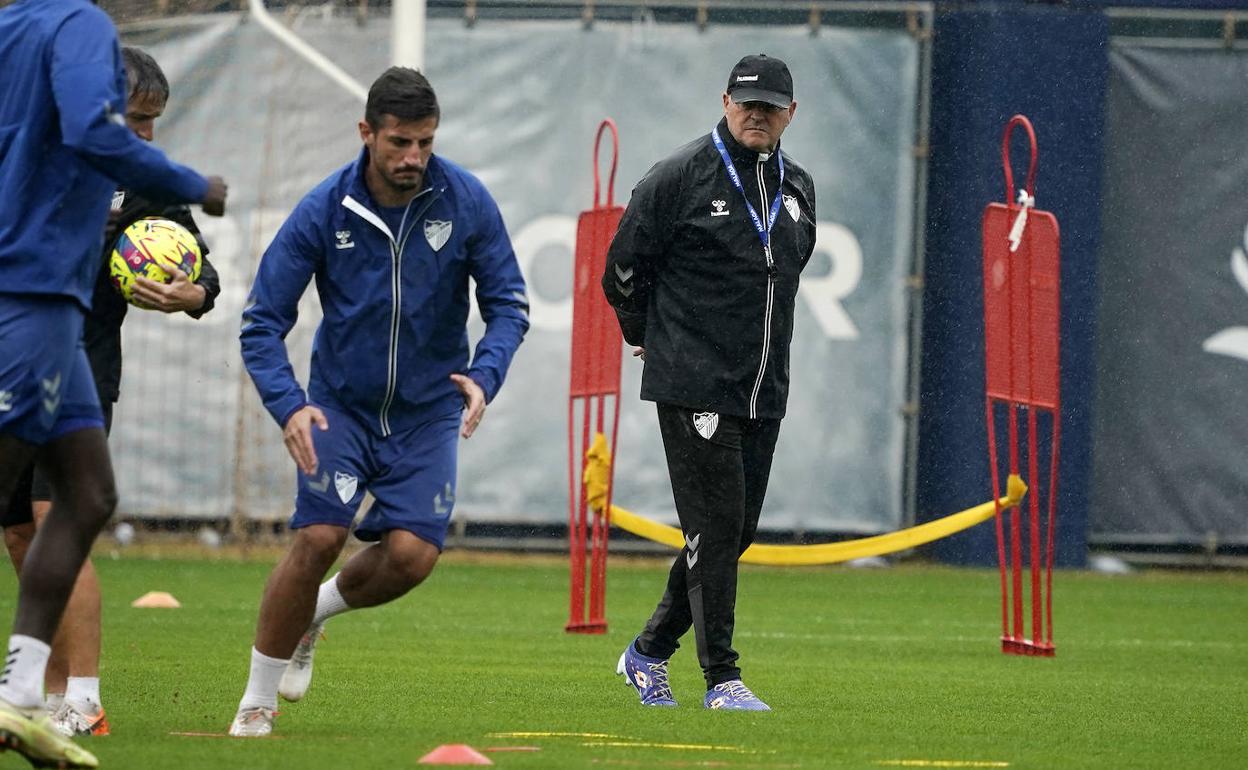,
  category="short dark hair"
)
[121,47,169,104]
[365,67,439,129]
